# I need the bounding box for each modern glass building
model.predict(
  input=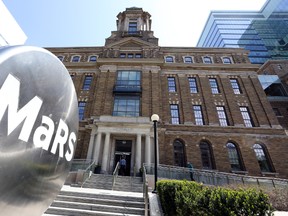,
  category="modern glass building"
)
[197,0,288,64]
